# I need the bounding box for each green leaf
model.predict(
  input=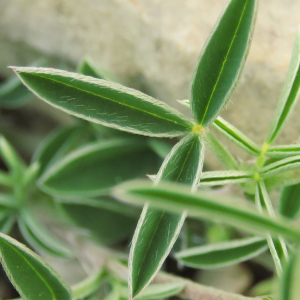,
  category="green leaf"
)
[32,126,84,175]
[279,183,300,220]
[264,169,300,191]
[212,117,261,155]
[0,170,13,187]
[0,193,19,208]
[280,247,300,300]
[0,232,72,300]
[0,136,25,177]
[129,134,204,298]
[58,197,137,245]
[203,130,239,170]
[265,144,300,158]
[255,181,288,275]
[260,155,300,179]
[77,56,117,81]
[18,208,73,258]
[0,60,46,109]
[175,237,268,269]
[112,180,300,241]
[12,67,193,137]
[266,29,300,144]
[40,138,159,197]
[199,170,253,186]
[0,76,32,109]
[190,0,258,126]
[0,214,15,234]
[72,269,105,300]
